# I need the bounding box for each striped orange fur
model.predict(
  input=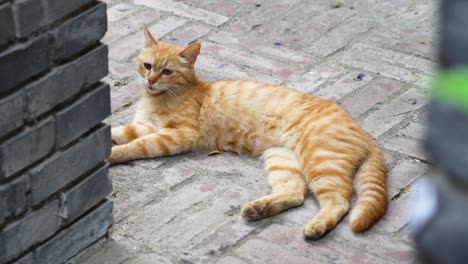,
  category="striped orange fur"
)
[108,27,388,240]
